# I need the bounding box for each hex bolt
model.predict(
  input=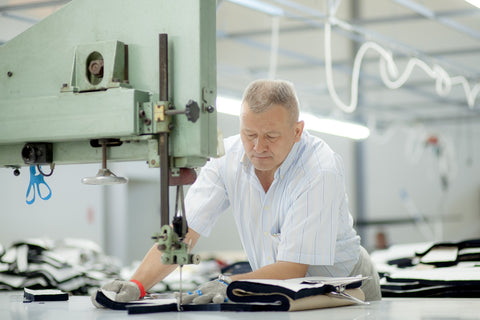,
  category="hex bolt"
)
[206,105,215,113]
